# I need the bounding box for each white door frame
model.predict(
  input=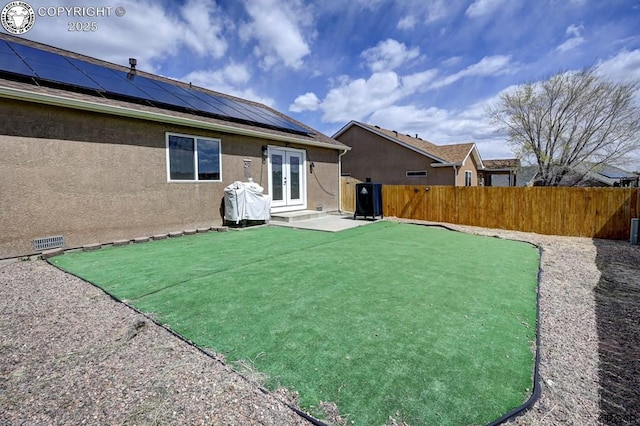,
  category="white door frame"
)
[267,146,307,213]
